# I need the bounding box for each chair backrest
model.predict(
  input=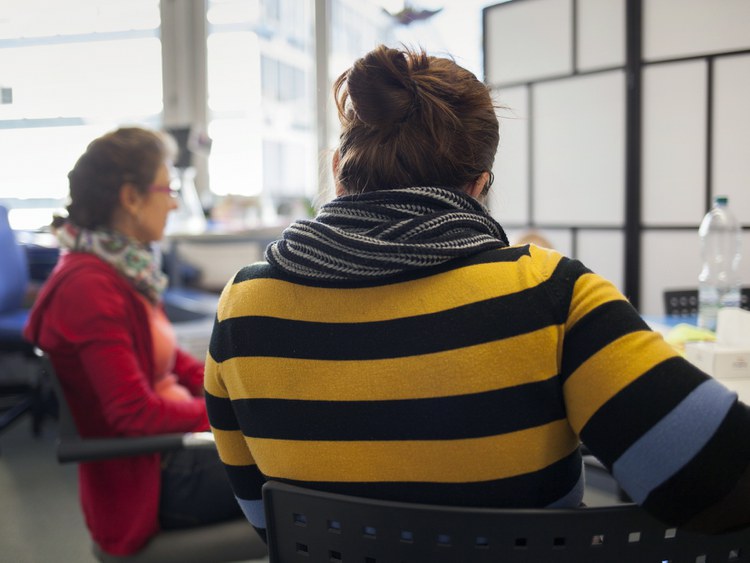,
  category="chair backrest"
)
[0,205,29,314]
[664,289,699,317]
[263,480,750,563]
[38,353,267,562]
[665,288,750,317]
[39,353,186,463]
